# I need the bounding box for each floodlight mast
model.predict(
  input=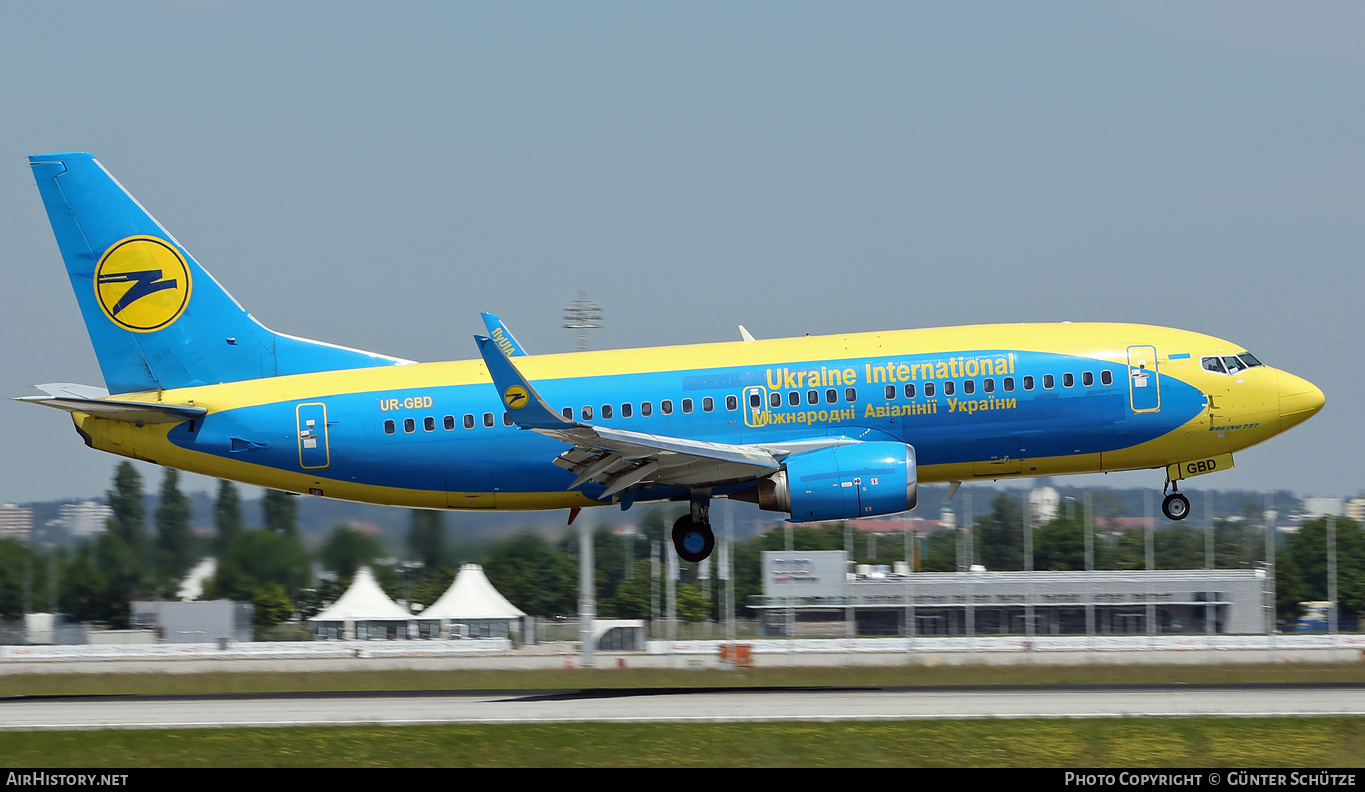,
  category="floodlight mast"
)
[563,292,602,352]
